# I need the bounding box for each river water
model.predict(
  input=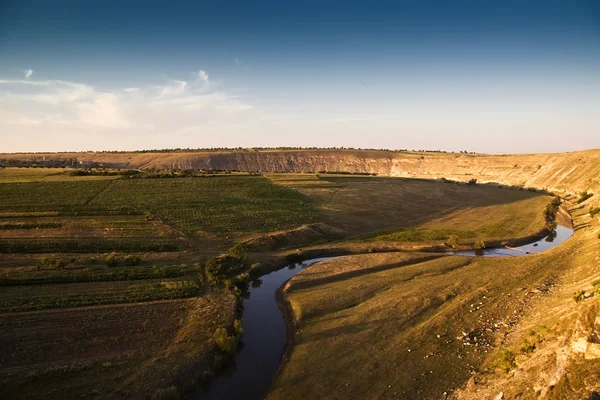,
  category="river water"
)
[193,225,573,400]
